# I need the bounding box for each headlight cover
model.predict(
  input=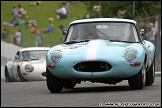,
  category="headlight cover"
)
[51,50,63,63]
[25,64,34,72]
[124,48,137,61]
